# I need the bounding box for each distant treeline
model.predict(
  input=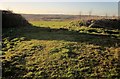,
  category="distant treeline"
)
[22,14,118,21]
[21,14,76,21]
[2,10,30,28]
